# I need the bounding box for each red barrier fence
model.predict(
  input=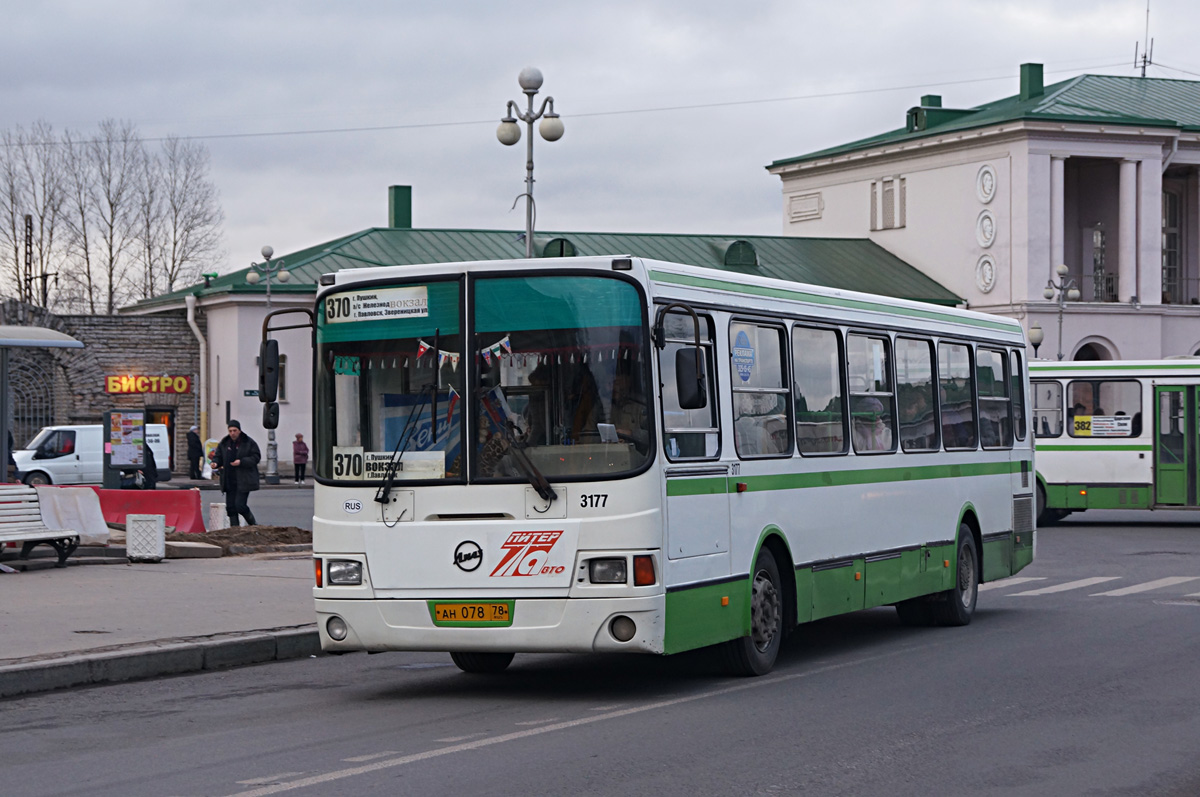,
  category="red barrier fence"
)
[78,487,207,534]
